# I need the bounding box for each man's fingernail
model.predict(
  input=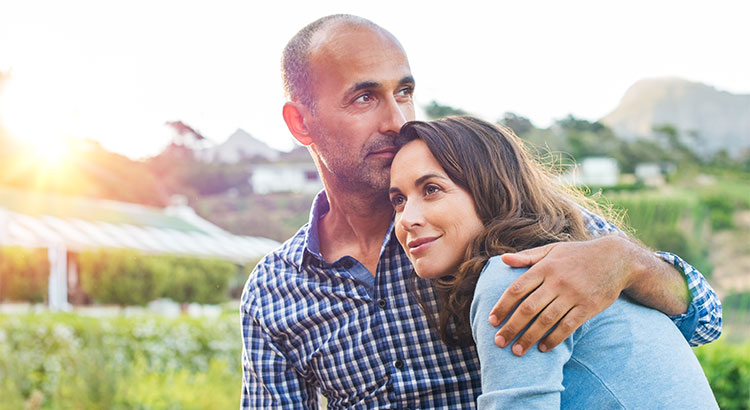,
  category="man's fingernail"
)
[495,334,506,347]
[539,343,547,352]
[489,315,499,326]
[513,344,524,355]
